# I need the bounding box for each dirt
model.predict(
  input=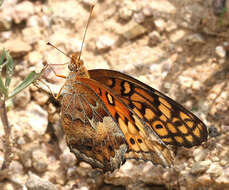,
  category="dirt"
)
[0,0,229,190]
